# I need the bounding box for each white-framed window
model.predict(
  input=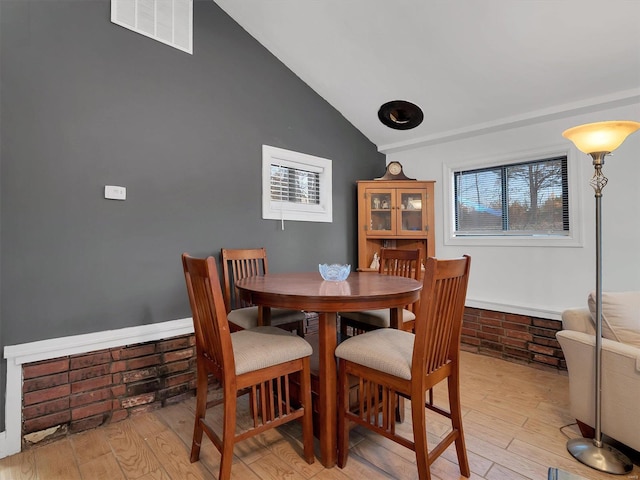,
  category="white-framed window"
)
[443,146,583,247]
[262,145,332,223]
